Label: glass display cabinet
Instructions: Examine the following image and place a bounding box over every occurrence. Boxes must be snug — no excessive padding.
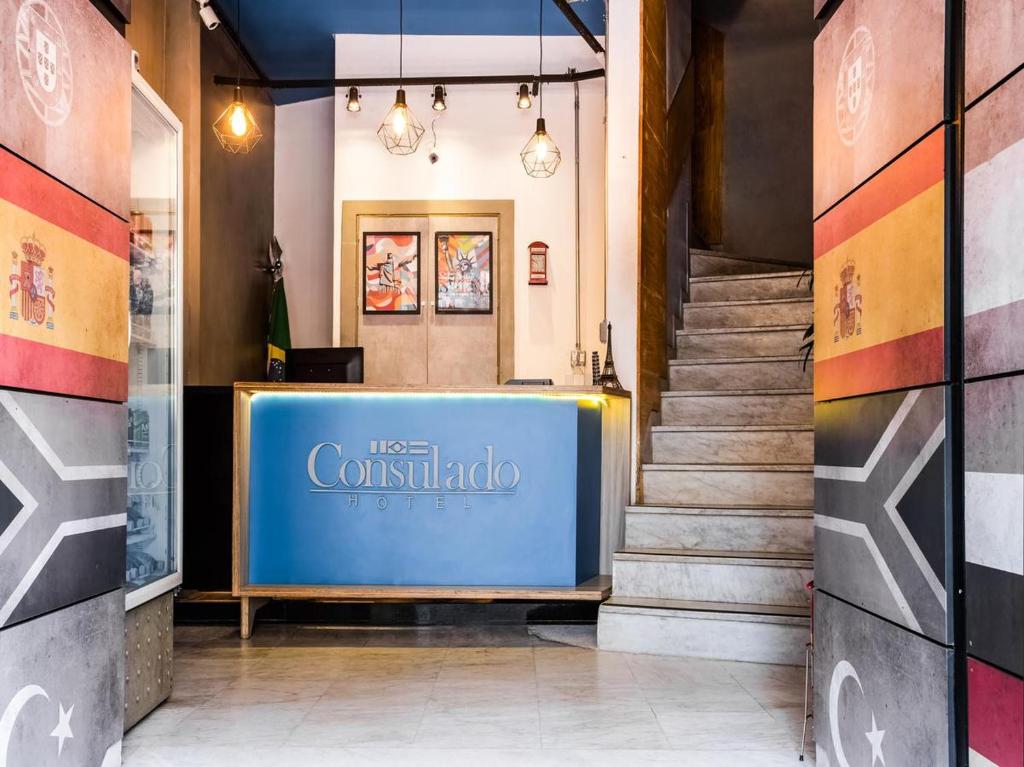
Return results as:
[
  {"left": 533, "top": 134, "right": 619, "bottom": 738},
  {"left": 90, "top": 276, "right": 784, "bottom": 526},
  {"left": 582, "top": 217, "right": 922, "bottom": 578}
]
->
[{"left": 125, "top": 69, "right": 183, "bottom": 610}]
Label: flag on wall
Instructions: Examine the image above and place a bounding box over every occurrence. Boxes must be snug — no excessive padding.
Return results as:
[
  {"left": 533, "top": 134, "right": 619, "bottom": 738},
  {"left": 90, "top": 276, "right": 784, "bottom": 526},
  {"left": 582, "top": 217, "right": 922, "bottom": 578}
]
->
[{"left": 267, "top": 238, "right": 290, "bottom": 379}]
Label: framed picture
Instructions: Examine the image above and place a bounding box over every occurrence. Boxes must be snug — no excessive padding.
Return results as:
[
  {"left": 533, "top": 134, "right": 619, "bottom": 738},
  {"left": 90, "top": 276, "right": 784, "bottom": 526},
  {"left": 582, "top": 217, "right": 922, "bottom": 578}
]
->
[
  {"left": 435, "top": 232, "right": 493, "bottom": 314},
  {"left": 363, "top": 232, "right": 420, "bottom": 314}
]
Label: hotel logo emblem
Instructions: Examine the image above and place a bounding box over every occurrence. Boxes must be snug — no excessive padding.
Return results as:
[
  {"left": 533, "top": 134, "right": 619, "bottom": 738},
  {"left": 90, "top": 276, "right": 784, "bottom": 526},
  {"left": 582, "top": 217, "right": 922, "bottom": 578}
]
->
[
  {"left": 15, "top": 0, "right": 74, "bottom": 127},
  {"left": 9, "top": 234, "right": 56, "bottom": 330},
  {"left": 833, "top": 259, "right": 861, "bottom": 343},
  {"left": 835, "top": 25, "right": 875, "bottom": 147}
]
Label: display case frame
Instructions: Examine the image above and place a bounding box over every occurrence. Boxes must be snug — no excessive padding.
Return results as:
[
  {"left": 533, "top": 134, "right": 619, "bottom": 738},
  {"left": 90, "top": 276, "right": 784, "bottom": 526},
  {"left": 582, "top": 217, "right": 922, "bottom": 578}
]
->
[{"left": 125, "top": 67, "right": 184, "bottom": 611}]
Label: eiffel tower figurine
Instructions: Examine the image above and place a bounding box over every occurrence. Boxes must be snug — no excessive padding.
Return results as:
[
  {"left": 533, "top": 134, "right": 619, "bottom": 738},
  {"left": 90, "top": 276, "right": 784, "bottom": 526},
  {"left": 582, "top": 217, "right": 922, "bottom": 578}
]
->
[{"left": 598, "top": 322, "right": 623, "bottom": 390}]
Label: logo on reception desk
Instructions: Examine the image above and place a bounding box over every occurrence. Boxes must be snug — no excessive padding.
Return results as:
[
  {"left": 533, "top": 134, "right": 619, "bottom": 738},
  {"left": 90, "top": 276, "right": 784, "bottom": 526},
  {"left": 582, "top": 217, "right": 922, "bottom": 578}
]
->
[{"left": 306, "top": 438, "right": 522, "bottom": 510}]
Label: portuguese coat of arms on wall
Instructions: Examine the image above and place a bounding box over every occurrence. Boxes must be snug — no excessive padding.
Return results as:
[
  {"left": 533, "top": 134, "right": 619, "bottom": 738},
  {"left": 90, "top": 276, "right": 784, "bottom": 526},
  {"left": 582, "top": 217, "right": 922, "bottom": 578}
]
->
[
  {"left": 835, "top": 25, "right": 875, "bottom": 147},
  {"left": 9, "top": 234, "right": 56, "bottom": 330},
  {"left": 14, "top": 0, "right": 74, "bottom": 127},
  {"left": 833, "top": 259, "right": 862, "bottom": 342}
]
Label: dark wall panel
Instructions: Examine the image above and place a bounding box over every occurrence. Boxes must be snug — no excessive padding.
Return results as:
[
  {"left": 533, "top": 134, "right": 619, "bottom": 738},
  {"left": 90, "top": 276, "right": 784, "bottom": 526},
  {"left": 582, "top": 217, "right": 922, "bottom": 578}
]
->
[
  {"left": 0, "top": 589, "right": 124, "bottom": 765},
  {"left": 815, "top": 386, "right": 951, "bottom": 642},
  {"left": 0, "top": 389, "right": 126, "bottom": 629},
  {"left": 814, "top": 590, "right": 952, "bottom": 767},
  {"left": 0, "top": 0, "right": 131, "bottom": 219}
]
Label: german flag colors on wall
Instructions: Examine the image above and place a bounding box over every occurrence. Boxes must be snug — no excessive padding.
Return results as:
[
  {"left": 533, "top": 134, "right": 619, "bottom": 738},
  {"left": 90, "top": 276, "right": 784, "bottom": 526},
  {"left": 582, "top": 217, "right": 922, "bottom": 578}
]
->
[
  {"left": 0, "top": 147, "right": 128, "bottom": 402},
  {"left": 813, "top": 129, "right": 946, "bottom": 403}
]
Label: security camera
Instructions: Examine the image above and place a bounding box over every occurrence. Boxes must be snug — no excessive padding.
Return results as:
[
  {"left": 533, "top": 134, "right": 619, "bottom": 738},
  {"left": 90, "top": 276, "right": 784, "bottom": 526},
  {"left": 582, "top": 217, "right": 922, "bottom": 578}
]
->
[
  {"left": 429, "top": 152, "right": 439, "bottom": 164},
  {"left": 195, "top": 0, "right": 220, "bottom": 30}
]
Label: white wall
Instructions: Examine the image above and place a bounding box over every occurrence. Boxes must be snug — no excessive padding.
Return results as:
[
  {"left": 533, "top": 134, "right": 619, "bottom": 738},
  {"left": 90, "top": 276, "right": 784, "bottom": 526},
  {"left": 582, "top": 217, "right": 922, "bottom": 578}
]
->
[
  {"left": 605, "top": 0, "right": 641, "bottom": 501},
  {"left": 331, "top": 33, "right": 606, "bottom": 382},
  {"left": 274, "top": 96, "right": 335, "bottom": 348}
]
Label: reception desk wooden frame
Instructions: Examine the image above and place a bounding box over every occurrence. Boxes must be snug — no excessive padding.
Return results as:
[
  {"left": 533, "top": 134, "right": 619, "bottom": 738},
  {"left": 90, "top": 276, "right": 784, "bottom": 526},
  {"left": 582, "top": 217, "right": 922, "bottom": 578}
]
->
[{"left": 232, "top": 383, "right": 630, "bottom": 637}]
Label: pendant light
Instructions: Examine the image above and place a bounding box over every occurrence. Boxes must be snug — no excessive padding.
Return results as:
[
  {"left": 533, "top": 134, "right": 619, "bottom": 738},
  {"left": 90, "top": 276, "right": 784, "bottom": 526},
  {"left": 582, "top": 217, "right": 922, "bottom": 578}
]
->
[
  {"left": 212, "top": 0, "right": 262, "bottom": 154},
  {"left": 521, "top": 0, "right": 560, "bottom": 177},
  {"left": 378, "top": 0, "right": 425, "bottom": 155}
]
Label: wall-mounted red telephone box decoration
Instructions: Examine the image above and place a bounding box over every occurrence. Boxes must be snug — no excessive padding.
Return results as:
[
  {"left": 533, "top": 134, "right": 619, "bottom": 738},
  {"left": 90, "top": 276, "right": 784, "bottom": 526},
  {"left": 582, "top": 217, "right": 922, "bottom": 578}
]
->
[{"left": 528, "top": 241, "right": 548, "bottom": 285}]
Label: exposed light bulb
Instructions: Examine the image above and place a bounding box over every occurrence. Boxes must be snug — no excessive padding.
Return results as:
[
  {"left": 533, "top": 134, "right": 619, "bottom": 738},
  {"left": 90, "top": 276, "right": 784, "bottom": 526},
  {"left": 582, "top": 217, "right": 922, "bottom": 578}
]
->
[
  {"left": 229, "top": 103, "right": 248, "bottom": 137},
  {"left": 432, "top": 85, "right": 447, "bottom": 111},
  {"left": 346, "top": 86, "right": 361, "bottom": 112},
  {"left": 535, "top": 134, "right": 548, "bottom": 162},
  {"left": 517, "top": 83, "right": 532, "bottom": 109},
  {"left": 392, "top": 106, "right": 407, "bottom": 136}
]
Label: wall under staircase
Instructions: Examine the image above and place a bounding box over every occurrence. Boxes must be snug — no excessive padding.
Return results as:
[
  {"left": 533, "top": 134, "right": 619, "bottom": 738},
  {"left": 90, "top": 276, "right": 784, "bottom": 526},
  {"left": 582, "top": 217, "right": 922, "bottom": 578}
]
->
[{"left": 598, "top": 249, "right": 814, "bottom": 665}]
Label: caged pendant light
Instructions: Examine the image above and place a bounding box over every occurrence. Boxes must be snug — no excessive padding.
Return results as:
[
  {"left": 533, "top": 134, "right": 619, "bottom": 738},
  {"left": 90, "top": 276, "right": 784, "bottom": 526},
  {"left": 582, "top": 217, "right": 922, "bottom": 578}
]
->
[
  {"left": 378, "top": 0, "right": 425, "bottom": 155},
  {"left": 213, "top": 0, "right": 263, "bottom": 153},
  {"left": 521, "top": 0, "right": 561, "bottom": 177}
]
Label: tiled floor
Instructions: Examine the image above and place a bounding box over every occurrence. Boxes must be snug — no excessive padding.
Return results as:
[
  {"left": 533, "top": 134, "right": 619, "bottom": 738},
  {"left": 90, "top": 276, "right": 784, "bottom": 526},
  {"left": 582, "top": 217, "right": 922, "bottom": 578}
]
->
[{"left": 123, "top": 624, "right": 814, "bottom": 766}]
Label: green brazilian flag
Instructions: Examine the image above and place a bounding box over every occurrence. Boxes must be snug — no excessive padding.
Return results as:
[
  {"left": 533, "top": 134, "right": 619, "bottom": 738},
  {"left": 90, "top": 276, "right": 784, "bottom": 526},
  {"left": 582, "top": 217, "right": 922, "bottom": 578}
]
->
[{"left": 267, "top": 277, "right": 291, "bottom": 375}]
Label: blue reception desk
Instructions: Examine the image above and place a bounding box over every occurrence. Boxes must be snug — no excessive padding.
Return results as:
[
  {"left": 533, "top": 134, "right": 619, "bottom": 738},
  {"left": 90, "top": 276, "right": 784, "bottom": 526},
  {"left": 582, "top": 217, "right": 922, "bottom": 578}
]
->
[{"left": 233, "top": 384, "right": 630, "bottom": 624}]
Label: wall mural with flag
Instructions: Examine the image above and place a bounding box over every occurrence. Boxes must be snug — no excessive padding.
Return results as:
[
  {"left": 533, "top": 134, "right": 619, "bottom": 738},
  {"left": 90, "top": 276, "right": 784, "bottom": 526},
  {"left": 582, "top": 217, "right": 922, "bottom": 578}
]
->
[
  {"left": 812, "top": 0, "right": 945, "bottom": 218},
  {"left": 0, "top": 0, "right": 131, "bottom": 219},
  {"left": 814, "top": 385, "right": 951, "bottom": 643},
  {"left": 813, "top": 591, "right": 952, "bottom": 767},
  {"left": 0, "top": 590, "right": 124, "bottom": 767},
  {"left": 816, "top": 0, "right": 1024, "bottom": 762},
  {"left": 0, "top": 0, "right": 130, "bottom": 756},
  {"left": 813, "top": 128, "right": 946, "bottom": 403},
  {"left": 962, "top": 4, "right": 1024, "bottom": 765},
  {"left": 0, "top": 147, "right": 129, "bottom": 402}
]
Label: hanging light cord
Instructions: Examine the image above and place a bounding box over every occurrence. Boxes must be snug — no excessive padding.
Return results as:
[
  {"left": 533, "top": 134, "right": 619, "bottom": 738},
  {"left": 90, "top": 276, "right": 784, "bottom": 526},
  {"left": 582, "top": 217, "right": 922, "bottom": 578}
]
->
[
  {"left": 235, "top": 0, "right": 241, "bottom": 85},
  {"left": 399, "top": 0, "right": 404, "bottom": 86},
  {"left": 538, "top": 0, "right": 544, "bottom": 116}
]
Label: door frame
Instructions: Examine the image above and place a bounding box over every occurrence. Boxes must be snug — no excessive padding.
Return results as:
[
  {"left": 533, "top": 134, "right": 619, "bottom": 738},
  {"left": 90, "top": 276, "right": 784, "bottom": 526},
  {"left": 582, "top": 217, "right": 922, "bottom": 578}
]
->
[{"left": 339, "top": 200, "right": 515, "bottom": 383}]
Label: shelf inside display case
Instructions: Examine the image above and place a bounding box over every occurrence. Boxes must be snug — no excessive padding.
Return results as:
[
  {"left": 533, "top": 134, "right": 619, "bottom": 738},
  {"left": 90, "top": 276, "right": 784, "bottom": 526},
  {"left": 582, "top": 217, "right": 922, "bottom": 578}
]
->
[{"left": 126, "top": 73, "right": 183, "bottom": 610}]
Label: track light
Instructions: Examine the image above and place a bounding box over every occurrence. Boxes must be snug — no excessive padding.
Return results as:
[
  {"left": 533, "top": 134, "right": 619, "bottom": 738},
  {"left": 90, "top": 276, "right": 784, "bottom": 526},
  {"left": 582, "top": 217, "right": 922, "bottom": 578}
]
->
[
  {"left": 517, "top": 83, "right": 532, "bottom": 109},
  {"left": 432, "top": 85, "right": 447, "bottom": 112},
  {"left": 346, "top": 86, "right": 361, "bottom": 112}
]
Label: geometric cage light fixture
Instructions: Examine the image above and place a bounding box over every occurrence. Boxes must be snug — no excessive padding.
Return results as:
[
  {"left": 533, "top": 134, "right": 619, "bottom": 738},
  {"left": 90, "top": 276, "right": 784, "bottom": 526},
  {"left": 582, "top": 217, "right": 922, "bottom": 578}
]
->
[
  {"left": 377, "top": 0, "right": 425, "bottom": 155},
  {"left": 521, "top": 0, "right": 561, "bottom": 177},
  {"left": 213, "top": 84, "right": 264, "bottom": 154},
  {"left": 212, "top": 0, "right": 263, "bottom": 154}
]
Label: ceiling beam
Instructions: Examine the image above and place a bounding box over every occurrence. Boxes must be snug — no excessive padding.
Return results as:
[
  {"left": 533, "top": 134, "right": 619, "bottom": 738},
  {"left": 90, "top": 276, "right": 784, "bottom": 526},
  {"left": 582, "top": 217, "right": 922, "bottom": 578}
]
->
[
  {"left": 553, "top": 0, "right": 604, "bottom": 55},
  {"left": 213, "top": 68, "right": 605, "bottom": 90}
]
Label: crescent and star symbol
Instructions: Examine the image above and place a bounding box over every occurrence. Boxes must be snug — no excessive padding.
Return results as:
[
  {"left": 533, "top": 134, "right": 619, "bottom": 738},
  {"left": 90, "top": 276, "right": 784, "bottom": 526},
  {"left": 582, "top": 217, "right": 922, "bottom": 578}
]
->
[
  {"left": 0, "top": 685, "right": 75, "bottom": 765},
  {"left": 828, "top": 659, "right": 887, "bottom": 767}
]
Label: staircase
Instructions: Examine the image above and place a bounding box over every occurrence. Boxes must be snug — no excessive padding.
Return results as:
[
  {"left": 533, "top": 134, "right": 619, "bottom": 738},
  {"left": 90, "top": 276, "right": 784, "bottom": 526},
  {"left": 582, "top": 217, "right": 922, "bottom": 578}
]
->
[{"left": 598, "top": 249, "right": 814, "bottom": 666}]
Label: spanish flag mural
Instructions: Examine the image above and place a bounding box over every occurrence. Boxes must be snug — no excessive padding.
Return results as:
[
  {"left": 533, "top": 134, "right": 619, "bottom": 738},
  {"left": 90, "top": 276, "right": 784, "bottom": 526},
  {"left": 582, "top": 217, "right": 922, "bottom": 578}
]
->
[
  {"left": 0, "top": 147, "right": 128, "bottom": 401},
  {"left": 813, "top": 129, "right": 946, "bottom": 402}
]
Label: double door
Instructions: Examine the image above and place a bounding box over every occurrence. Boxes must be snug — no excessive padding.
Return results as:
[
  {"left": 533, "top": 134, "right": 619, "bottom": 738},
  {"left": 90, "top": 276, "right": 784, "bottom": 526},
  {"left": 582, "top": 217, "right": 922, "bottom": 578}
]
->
[{"left": 358, "top": 215, "right": 499, "bottom": 386}]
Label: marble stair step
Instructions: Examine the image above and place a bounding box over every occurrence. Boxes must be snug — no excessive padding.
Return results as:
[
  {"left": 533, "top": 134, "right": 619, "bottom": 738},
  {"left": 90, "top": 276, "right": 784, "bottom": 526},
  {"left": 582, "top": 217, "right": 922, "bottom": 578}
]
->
[
  {"left": 641, "top": 463, "right": 814, "bottom": 507},
  {"left": 682, "top": 297, "right": 812, "bottom": 329},
  {"left": 624, "top": 504, "right": 814, "bottom": 553},
  {"left": 597, "top": 596, "right": 810, "bottom": 665},
  {"left": 651, "top": 425, "right": 813, "bottom": 465},
  {"left": 675, "top": 325, "right": 809, "bottom": 359},
  {"left": 611, "top": 548, "right": 813, "bottom": 607},
  {"left": 661, "top": 388, "right": 813, "bottom": 426},
  {"left": 689, "top": 271, "right": 811, "bottom": 303},
  {"left": 689, "top": 248, "right": 800, "bottom": 278},
  {"left": 668, "top": 355, "right": 812, "bottom": 391}
]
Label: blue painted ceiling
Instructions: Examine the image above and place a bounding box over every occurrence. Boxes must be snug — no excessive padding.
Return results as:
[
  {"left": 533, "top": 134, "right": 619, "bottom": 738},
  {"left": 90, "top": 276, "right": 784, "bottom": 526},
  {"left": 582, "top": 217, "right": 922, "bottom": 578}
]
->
[{"left": 211, "top": 1, "right": 607, "bottom": 105}]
